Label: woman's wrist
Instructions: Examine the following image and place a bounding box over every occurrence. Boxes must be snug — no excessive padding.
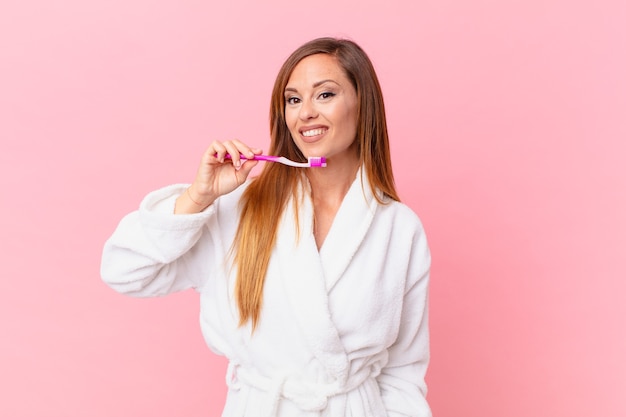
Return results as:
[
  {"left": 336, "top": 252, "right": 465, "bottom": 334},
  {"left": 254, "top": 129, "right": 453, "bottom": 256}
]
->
[
  {"left": 174, "top": 185, "right": 214, "bottom": 214},
  {"left": 186, "top": 187, "right": 207, "bottom": 206}
]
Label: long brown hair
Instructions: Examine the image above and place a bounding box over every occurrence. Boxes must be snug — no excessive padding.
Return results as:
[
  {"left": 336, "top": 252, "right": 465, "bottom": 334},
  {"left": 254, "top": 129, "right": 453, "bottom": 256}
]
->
[{"left": 233, "top": 37, "right": 399, "bottom": 329}]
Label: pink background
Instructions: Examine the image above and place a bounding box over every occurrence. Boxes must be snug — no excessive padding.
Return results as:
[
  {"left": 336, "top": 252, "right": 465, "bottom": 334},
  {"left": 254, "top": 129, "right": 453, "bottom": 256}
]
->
[{"left": 1, "top": 0, "right": 625, "bottom": 416}]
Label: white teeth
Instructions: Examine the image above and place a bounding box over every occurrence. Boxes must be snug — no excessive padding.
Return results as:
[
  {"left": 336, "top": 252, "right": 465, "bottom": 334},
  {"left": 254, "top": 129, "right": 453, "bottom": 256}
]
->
[{"left": 302, "top": 128, "right": 326, "bottom": 137}]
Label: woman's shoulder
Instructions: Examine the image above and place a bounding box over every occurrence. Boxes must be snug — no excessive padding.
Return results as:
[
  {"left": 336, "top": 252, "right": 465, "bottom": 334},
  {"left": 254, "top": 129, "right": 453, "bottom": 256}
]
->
[
  {"left": 374, "top": 198, "right": 431, "bottom": 276},
  {"left": 378, "top": 197, "right": 426, "bottom": 230}
]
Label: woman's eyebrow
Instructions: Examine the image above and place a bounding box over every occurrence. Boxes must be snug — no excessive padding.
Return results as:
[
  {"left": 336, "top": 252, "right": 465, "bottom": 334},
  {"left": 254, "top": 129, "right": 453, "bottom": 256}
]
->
[
  {"left": 284, "top": 79, "right": 340, "bottom": 93},
  {"left": 313, "top": 79, "right": 339, "bottom": 88}
]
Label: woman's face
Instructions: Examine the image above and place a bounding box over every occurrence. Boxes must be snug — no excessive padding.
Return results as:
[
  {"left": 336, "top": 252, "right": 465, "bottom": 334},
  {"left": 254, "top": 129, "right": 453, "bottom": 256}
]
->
[{"left": 284, "top": 54, "right": 359, "bottom": 165}]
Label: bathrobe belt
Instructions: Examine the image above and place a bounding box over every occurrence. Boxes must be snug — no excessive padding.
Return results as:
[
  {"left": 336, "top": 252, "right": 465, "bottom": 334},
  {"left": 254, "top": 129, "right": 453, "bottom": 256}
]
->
[{"left": 226, "top": 361, "right": 381, "bottom": 416}]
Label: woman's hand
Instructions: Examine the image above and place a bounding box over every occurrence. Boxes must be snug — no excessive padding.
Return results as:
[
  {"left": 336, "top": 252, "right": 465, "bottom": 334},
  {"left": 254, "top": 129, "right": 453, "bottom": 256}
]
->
[{"left": 175, "top": 139, "right": 262, "bottom": 213}]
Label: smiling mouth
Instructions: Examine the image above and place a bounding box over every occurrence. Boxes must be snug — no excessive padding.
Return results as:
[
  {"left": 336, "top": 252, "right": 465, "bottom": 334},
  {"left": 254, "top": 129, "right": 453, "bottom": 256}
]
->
[{"left": 302, "top": 128, "right": 327, "bottom": 137}]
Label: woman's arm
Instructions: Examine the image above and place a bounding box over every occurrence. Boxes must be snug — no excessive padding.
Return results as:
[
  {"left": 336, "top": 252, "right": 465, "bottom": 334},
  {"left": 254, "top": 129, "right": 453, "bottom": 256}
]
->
[
  {"left": 100, "top": 184, "right": 216, "bottom": 296},
  {"left": 101, "top": 139, "right": 262, "bottom": 296}
]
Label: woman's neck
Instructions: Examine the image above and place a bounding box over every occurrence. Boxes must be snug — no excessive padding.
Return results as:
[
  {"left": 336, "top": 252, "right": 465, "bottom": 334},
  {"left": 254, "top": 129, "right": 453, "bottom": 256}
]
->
[
  {"left": 306, "top": 156, "right": 360, "bottom": 204},
  {"left": 306, "top": 154, "right": 360, "bottom": 249}
]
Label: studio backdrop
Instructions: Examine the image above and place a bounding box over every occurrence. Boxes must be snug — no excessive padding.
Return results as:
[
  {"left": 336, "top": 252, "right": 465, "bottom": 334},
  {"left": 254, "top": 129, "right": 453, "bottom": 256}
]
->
[{"left": 1, "top": 1, "right": 625, "bottom": 416}]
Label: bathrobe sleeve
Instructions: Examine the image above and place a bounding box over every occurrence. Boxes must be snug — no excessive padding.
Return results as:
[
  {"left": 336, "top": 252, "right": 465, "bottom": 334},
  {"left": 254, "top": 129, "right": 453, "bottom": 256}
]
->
[
  {"left": 377, "top": 217, "right": 432, "bottom": 417},
  {"left": 100, "top": 184, "right": 234, "bottom": 297}
]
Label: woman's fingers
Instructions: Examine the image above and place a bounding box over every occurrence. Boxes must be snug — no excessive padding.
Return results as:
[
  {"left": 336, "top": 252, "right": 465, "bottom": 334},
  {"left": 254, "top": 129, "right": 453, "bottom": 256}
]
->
[
  {"left": 197, "top": 139, "right": 262, "bottom": 194},
  {"left": 236, "top": 158, "right": 259, "bottom": 178},
  {"left": 207, "top": 140, "right": 261, "bottom": 167},
  {"left": 222, "top": 139, "right": 261, "bottom": 169},
  {"left": 176, "top": 139, "right": 261, "bottom": 214},
  {"left": 209, "top": 140, "right": 228, "bottom": 163},
  {"left": 222, "top": 140, "right": 244, "bottom": 168}
]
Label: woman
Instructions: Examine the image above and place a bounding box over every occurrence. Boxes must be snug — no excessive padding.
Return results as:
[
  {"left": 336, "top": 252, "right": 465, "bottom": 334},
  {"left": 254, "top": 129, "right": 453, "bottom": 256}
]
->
[{"left": 101, "top": 37, "right": 431, "bottom": 417}]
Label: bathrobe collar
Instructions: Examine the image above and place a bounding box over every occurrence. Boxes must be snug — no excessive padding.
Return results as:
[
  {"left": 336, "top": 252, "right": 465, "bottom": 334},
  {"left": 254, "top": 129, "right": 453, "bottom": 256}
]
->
[{"left": 276, "top": 168, "right": 379, "bottom": 384}]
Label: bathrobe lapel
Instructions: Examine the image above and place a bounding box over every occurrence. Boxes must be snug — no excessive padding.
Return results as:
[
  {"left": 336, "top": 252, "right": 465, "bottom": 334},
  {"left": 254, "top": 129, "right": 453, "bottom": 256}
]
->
[
  {"left": 276, "top": 170, "right": 378, "bottom": 384},
  {"left": 319, "top": 171, "right": 378, "bottom": 292}
]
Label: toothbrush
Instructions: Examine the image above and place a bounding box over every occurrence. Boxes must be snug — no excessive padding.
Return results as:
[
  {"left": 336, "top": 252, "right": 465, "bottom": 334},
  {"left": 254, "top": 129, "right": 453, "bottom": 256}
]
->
[{"left": 223, "top": 154, "right": 327, "bottom": 168}]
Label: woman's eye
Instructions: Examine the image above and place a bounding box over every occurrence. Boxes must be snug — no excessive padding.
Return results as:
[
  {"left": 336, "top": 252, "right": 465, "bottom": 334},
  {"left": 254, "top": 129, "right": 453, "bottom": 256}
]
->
[
  {"left": 286, "top": 97, "right": 301, "bottom": 105},
  {"left": 319, "top": 92, "right": 335, "bottom": 100}
]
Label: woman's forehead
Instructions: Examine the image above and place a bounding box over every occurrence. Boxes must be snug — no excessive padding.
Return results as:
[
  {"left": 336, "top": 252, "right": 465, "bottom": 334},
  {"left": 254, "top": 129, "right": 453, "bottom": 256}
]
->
[{"left": 286, "top": 54, "right": 349, "bottom": 89}]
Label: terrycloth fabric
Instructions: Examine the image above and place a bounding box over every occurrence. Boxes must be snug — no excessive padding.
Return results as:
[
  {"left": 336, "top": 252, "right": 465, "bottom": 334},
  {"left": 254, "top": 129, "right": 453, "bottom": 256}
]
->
[{"left": 101, "top": 170, "right": 432, "bottom": 417}]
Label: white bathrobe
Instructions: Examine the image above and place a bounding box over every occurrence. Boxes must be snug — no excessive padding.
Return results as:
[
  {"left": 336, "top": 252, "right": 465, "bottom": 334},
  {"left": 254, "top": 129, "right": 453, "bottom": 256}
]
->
[{"left": 101, "top": 171, "right": 432, "bottom": 417}]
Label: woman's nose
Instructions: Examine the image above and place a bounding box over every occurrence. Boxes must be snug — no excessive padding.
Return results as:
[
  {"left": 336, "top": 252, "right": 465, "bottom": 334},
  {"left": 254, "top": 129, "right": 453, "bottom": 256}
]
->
[{"left": 299, "top": 99, "right": 318, "bottom": 120}]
